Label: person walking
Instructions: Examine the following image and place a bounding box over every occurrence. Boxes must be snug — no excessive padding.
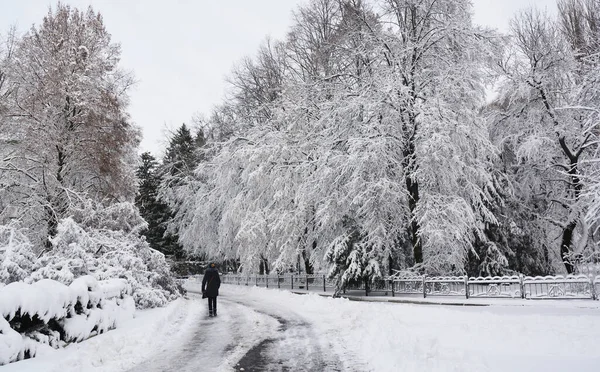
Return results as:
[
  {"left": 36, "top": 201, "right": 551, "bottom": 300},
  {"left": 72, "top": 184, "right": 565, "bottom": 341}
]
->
[{"left": 202, "top": 263, "right": 221, "bottom": 316}]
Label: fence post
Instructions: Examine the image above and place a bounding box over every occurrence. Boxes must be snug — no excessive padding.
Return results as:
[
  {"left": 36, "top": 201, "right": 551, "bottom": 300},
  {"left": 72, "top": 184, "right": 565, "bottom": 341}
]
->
[
  {"left": 266, "top": 275, "right": 269, "bottom": 288},
  {"left": 255, "top": 275, "right": 258, "bottom": 287},
  {"left": 465, "top": 276, "right": 469, "bottom": 299},
  {"left": 306, "top": 274, "right": 309, "bottom": 291},
  {"left": 520, "top": 274, "right": 525, "bottom": 299},
  {"left": 291, "top": 274, "right": 294, "bottom": 290},
  {"left": 590, "top": 275, "right": 596, "bottom": 300},
  {"left": 323, "top": 275, "right": 326, "bottom": 292},
  {"left": 391, "top": 279, "right": 395, "bottom": 297},
  {"left": 423, "top": 275, "right": 427, "bottom": 298},
  {"left": 278, "top": 274, "right": 280, "bottom": 289}
]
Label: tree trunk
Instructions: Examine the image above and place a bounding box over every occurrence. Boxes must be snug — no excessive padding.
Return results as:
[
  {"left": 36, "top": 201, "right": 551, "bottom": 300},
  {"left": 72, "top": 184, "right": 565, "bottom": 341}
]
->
[
  {"left": 557, "top": 136, "right": 584, "bottom": 274},
  {"left": 404, "top": 139, "right": 422, "bottom": 264},
  {"left": 561, "top": 220, "right": 577, "bottom": 274},
  {"left": 302, "top": 248, "right": 314, "bottom": 274},
  {"left": 259, "top": 256, "right": 269, "bottom": 275}
]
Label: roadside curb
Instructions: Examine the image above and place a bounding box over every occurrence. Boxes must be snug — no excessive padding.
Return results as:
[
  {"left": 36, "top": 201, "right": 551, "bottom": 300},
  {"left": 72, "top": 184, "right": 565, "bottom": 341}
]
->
[{"left": 289, "top": 290, "right": 490, "bottom": 306}]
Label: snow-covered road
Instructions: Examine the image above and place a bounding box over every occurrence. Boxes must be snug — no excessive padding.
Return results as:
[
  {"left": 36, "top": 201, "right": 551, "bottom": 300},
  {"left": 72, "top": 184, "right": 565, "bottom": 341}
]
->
[
  {"left": 126, "top": 293, "right": 341, "bottom": 372},
  {"left": 5, "top": 282, "right": 600, "bottom": 372}
]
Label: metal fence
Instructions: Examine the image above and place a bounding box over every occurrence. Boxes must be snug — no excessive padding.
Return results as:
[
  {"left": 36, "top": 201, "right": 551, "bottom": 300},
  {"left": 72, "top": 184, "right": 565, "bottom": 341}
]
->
[
  {"left": 219, "top": 273, "right": 600, "bottom": 300},
  {"left": 220, "top": 273, "right": 337, "bottom": 292}
]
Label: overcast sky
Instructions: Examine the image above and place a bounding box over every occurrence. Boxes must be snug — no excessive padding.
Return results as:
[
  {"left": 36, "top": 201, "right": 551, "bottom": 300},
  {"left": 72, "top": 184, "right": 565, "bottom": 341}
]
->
[{"left": 1, "top": 0, "right": 557, "bottom": 155}]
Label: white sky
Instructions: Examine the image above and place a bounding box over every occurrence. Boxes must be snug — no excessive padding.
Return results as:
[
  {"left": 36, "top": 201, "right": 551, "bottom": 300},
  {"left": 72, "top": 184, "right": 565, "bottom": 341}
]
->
[{"left": 1, "top": 0, "right": 557, "bottom": 155}]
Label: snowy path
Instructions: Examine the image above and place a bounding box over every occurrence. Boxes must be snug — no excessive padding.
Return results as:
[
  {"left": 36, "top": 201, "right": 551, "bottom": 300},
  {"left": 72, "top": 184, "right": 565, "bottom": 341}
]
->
[
  {"left": 126, "top": 296, "right": 279, "bottom": 371},
  {"left": 149, "top": 291, "right": 343, "bottom": 372}
]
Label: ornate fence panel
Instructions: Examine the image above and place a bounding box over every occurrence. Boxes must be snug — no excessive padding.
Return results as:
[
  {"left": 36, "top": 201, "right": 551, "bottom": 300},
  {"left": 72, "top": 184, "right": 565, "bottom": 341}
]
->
[
  {"left": 369, "top": 278, "right": 393, "bottom": 296},
  {"left": 468, "top": 276, "right": 522, "bottom": 299},
  {"left": 305, "top": 274, "right": 332, "bottom": 292},
  {"left": 523, "top": 275, "right": 594, "bottom": 299},
  {"left": 345, "top": 281, "right": 366, "bottom": 291},
  {"left": 392, "top": 276, "right": 424, "bottom": 296},
  {"left": 255, "top": 275, "right": 265, "bottom": 287},
  {"left": 425, "top": 276, "right": 466, "bottom": 297},
  {"left": 278, "top": 274, "right": 292, "bottom": 289}
]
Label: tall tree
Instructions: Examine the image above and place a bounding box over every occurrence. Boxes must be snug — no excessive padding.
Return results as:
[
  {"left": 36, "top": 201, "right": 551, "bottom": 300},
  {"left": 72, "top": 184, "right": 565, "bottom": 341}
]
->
[
  {"left": 0, "top": 4, "right": 139, "bottom": 245},
  {"left": 136, "top": 152, "right": 180, "bottom": 256},
  {"left": 326, "top": 0, "right": 500, "bottom": 274},
  {"left": 158, "top": 123, "right": 206, "bottom": 258},
  {"left": 492, "top": 4, "right": 599, "bottom": 273},
  {"left": 169, "top": 0, "right": 501, "bottom": 282}
]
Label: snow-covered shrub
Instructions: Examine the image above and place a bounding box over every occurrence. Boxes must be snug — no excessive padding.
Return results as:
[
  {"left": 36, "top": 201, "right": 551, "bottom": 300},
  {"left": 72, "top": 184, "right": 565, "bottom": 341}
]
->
[
  {"left": 0, "top": 276, "right": 134, "bottom": 365},
  {"left": 0, "top": 223, "right": 37, "bottom": 284},
  {"left": 26, "top": 202, "right": 181, "bottom": 308},
  {"left": 27, "top": 218, "right": 97, "bottom": 284},
  {"left": 0, "top": 316, "right": 36, "bottom": 366},
  {"left": 92, "top": 229, "right": 178, "bottom": 308},
  {"left": 72, "top": 200, "right": 148, "bottom": 235}
]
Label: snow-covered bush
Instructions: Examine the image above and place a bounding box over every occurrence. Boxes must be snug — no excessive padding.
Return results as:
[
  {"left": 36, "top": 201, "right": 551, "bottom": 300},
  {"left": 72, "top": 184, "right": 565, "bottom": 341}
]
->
[
  {"left": 0, "top": 276, "right": 134, "bottom": 365},
  {"left": 0, "top": 200, "right": 181, "bottom": 309},
  {"left": 0, "top": 223, "right": 37, "bottom": 284},
  {"left": 0, "top": 316, "right": 36, "bottom": 366},
  {"left": 26, "top": 202, "right": 181, "bottom": 308},
  {"left": 27, "top": 218, "right": 97, "bottom": 284},
  {"left": 72, "top": 200, "right": 148, "bottom": 235}
]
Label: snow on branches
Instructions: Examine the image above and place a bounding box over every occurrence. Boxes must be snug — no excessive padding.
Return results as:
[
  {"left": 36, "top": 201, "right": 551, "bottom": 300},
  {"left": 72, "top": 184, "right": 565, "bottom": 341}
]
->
[{"left": 165, "top": 0, "right": 505, "bottom": 283}]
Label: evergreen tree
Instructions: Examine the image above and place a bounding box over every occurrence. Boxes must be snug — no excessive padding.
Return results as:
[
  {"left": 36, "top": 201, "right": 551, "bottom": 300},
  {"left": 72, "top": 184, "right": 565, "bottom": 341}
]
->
[
  {"left": 157, "top": 123, "right": 204, "bottom": 259},
  {"left": 135, "top": 152, "right": 181, "bottom": 257},
  {"left": 162, "top": 124, "right": 198, "bottom": 179}
]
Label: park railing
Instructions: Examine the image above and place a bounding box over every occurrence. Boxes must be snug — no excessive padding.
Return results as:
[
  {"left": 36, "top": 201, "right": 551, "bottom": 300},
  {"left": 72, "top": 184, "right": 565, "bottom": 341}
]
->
[{"left": 218, "top": 273, "right": 600, "bottom": 300}]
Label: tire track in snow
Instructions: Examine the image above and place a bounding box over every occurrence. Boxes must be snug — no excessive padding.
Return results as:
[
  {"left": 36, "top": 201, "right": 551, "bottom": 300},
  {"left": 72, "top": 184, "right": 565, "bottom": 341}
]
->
[{"left": 227, "top": 296, "right": 344, "bottom": 372}]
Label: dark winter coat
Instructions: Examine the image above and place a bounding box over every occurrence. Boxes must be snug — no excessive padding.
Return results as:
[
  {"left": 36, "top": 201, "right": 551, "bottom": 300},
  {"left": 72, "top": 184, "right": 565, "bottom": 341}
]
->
[{"left": 202, "top": 267, "right": 221, "bottom": 297}]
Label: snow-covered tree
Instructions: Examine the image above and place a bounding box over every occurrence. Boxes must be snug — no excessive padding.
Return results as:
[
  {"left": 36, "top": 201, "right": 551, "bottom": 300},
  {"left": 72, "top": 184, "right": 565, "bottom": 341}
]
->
[
  {"left": 0, "top": 4, "right": 139, "bottom": 245},
  {"left": 135, "top": 152, "right": 180, "bottom": 256},
  {"left": 0, "top": 5, "right": 180, "bottom": 309},
  {"left": 491, "top": 2, "right": 599, "bottom": 273},
  {"left": 169, "top": 0, "right": 502, "bottom": 284}
]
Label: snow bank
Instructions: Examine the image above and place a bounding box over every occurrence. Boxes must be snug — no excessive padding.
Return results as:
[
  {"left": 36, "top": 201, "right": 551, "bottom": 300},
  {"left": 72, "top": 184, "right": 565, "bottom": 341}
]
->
[{"left": 0, "top": 276, "right": 134, "bottom": 366}]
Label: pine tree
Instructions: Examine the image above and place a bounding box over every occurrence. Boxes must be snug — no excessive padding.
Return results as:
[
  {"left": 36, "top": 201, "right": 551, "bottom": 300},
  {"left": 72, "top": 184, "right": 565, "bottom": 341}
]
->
[
  {"left": 162, "top": 124, "right": 198, "bottom": 179},
  {"left": 157, "top": 123, "right": 204, "bottom": 259},
  {"left": 135, "top": 152, "right": 177, "bottom": 255}
]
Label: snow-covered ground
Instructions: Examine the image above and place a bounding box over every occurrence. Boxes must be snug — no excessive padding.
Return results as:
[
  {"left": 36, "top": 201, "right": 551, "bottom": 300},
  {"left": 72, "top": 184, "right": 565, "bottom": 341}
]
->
[{"left": 4, "top": 283, "right": 600, "bottom": 372}]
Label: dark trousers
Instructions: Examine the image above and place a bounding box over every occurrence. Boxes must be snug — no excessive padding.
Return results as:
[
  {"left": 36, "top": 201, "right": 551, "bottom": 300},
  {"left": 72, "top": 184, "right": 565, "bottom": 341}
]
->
[{"left": 208, "top": 297, "right": 217, "bottom": 314}]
